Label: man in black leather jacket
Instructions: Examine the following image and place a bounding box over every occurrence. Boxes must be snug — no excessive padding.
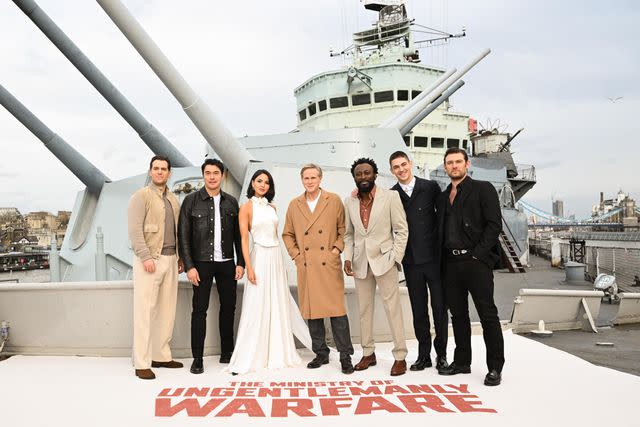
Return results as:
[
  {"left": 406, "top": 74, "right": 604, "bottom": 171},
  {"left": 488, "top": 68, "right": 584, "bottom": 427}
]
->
[
  {"left": 436, "top": 148, "right": 504, "bottom": 387},
  {"left": 178, "top": 159, "right": 244, "bottom": 374}
]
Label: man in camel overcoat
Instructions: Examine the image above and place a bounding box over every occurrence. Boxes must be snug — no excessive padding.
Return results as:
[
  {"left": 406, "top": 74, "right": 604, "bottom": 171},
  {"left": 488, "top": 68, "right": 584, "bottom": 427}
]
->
[{"left": 283, "top": 164, "right": 355, "bottom": 374}]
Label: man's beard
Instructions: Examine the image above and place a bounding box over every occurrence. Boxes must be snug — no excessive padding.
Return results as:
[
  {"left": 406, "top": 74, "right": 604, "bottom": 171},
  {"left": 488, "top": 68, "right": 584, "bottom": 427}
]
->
[
  {"left": 357, "top": 180, "right": 374, "bottom": 194},
  {"left": 447, "top": 170, "right": 466, "bottom": 179}
]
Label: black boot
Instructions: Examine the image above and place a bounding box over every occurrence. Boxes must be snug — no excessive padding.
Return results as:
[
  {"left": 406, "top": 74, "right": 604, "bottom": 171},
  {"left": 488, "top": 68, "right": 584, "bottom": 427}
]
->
[{"left": 190, "top": 358, "right": 204, "bottom": 374}]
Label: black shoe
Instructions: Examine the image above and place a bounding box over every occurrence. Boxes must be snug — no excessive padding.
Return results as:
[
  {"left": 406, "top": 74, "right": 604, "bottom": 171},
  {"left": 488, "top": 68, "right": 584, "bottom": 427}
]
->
[
  {"left": 435, "top": 356, "right": 449, "bottom": 371},
  {"left": 438, "top": 362, "right": 471, "bottom": 376},
  {"left": 307, "top": 355, "right": 330, "bottom": 369},
  {"left": 190, "top": 358, "right": 204, "bottom": 374},
  {"left": 409, "top": 356, "right": 432, "bottom": 371},
  {"left": 219, "top": 353, "right": 232, "bottom": 364},
  {"left": 340, "top": 357, "right": 354, "bottom": 374},
  {"left": 484, "top": 369, "right": 502, "bottom": 386}
]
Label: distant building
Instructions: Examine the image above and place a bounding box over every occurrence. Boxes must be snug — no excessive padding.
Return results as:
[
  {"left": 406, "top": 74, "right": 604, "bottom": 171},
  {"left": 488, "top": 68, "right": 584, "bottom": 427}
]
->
[
  {"left": 1, "top": 210, "right": 71, "bottom": 250},
  {"left": 0, "top": 207, "right": 22, "bottom": 225},
  {"left": 552, "top": 200, "right": 564, "bottom": 218},
  {"left": 592, "top": 190, "right": 639, "bottom": 226}
]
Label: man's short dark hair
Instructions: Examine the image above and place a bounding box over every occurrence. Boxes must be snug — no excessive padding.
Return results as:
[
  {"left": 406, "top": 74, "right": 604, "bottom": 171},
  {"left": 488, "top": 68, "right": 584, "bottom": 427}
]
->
[
  {"left": 201, "top": 158, "right": 225, "bottom": 175},
  {"left": 246, "top": 169, "right": 276, "bottom": 202},
  {"left": 389, "top": 151, "right": 410, "bottom": 165},
  {"left": 444, "top": 147, "right": 469, "bottom": 162},
  {"left": 350, "top": 158, "right": 378, "bottom": 177},
  {"left": 149, "top": 155, "right": 171, "bottom": 170}
]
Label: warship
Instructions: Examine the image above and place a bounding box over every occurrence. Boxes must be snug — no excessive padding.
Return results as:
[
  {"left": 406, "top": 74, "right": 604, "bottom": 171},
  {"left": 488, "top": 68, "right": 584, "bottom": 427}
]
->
[
  {"left": 0, "top": 0, "right": 544, "bottom": 358},
  {"left": 1, "top": 0, "right": 533, "bottom": 285},
  {"left": 1, "top": 1, "right": 639, "bottom": 426}
]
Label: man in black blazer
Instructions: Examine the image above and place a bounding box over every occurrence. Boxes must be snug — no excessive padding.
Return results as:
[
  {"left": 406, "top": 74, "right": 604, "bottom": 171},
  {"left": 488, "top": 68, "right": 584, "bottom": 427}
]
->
[
  {"left": 436, "top": 147, "right": 504, "bottom": 386},
  {"left": 389, "top": 151, "right": 448, "bottom": 372}
]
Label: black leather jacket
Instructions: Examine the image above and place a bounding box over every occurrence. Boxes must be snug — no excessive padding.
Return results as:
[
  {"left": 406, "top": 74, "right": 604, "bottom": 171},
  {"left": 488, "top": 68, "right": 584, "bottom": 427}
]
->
[{"left": 178, "top": 187, "right": 245, "bottom": 271}]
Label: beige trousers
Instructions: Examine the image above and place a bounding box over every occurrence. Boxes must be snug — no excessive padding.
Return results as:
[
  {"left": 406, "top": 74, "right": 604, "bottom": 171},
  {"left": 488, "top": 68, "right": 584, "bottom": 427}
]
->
[
  {"left": 132, "top": 254, "right": 178, "bottom": 369},
  {"left": 355, "top": 263, "right": 407, "bottom": 360}
]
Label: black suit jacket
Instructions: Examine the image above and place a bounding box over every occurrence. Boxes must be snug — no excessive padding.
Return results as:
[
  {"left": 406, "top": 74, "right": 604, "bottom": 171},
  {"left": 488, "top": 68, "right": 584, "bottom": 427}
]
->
[
  {"left": 391, "top": 177, "right": 441, "bottom": 265},
  {"left": 436, "top": 176, "right": 502, "bottom": 268}
]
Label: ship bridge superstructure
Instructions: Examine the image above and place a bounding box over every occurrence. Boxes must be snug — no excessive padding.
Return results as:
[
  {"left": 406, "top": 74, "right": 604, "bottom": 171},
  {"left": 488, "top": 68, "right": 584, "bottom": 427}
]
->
[{"left": 294, "top": 0, "right": 469, "bottom": 172}]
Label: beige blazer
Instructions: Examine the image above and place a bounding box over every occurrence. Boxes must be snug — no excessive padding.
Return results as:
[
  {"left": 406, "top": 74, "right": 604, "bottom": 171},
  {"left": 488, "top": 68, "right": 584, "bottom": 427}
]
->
[
  {"left": 127, "top": 184, "right": 180, "bottom": 261},
  {"left": 343, "top": 186, "right": 408, "bottom": 279}
]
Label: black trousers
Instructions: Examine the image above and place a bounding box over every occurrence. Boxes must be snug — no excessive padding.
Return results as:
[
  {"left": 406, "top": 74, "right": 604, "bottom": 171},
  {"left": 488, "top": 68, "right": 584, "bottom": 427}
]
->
[
  {"left": 307, "top": 315, "right": 354, "bottom": 360},
  {"left": 443, "top": 255, "right": 504, "bottom": 372},
  {"left": 403, "top": 262, "right": 448, "bottom": 358},
  {"left": 191, "top": 260, "right": 237, "bottom": 358}
]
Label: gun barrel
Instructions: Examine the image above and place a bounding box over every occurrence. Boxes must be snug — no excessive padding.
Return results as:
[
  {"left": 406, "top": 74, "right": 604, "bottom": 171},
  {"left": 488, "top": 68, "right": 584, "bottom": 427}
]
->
[
  {"left": 97, "top": 0, "right": 253, "bottom": 184},
  {"left": 385, "top": 49, "right": 490, "bottom": 132},
  {"left": 0, "top": 83, "right": 111, "bottom": 195},
  {"left": 399, "top": 80, "right": 466, "bottom": 136},
  {"left": 13, "top": 0, "right": 192, "bottom": 168},
  {"left": 379, "top": 68, "right": 456, "bottom": 128}
]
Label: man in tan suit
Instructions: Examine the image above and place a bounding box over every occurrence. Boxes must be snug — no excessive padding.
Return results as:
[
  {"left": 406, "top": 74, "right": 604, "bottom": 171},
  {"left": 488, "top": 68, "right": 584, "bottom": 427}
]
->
[
  {"left": 283, "top": 164, "right": 355, "bottom": 374},
  {"left": 128, "top": 155, "right": 184, "bottom": 380},
  {"left": 343, "top": 157, "right": 409, "bottom": 376}
]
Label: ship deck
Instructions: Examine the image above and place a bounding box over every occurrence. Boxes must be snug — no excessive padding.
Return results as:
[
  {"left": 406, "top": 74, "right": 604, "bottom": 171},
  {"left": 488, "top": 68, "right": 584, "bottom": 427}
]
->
[{"left": 2, "top": 255, "right": 640, "bottom": 426}]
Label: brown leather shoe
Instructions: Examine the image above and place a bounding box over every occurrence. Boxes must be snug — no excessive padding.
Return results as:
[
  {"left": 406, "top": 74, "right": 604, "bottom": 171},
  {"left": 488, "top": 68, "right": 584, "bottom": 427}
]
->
[
  {"left": 354, "top": 353, "right": 377, "bottom": 371},
  {"left": 390, "top": 360, "right": 407, "bottom": 376},
  {"left": 135, "top": 369, "right": 156, "bottom": 380},
  {"left": 152, "top": 360, "right": 184, "bottom": 369}
]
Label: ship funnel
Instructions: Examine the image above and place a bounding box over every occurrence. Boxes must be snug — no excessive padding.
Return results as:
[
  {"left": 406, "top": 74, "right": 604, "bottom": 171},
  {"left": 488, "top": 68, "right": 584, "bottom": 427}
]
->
[
  {"left": 382, "top": 49, "right": 491, "bottom": 132},
  {"left": 13, "top": 0, "right": 192, "bottom": 168},
  {"left": 97, "top": 0, "right": 253, "bottom": 185},
  {"left": 0, "top": 83, "right": 111, "bottom": 195}
]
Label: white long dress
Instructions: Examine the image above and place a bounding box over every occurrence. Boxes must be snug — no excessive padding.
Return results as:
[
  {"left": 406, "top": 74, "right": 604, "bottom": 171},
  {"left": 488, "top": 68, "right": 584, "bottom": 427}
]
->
[{"left": 227, "top": 196, "right": 312, "bottom": 374}]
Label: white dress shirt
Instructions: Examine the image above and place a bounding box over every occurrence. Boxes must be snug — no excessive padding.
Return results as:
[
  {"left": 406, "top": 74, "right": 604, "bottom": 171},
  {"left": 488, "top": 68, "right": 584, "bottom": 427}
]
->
[{"left": 399, "top": 177, "right": 416, "bottom": 197}]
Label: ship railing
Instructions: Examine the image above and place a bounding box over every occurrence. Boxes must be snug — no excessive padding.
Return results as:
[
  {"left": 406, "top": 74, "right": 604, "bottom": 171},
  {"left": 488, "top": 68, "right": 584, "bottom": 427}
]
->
[{"left": 515, "top": 164, "right": 536, "bottom": 181}]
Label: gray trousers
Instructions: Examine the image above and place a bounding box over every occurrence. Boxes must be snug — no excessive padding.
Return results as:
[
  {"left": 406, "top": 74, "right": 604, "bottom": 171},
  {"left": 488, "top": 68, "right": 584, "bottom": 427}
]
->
[{"left": 307, "top": 315, "right": 354, "bottom": 360}]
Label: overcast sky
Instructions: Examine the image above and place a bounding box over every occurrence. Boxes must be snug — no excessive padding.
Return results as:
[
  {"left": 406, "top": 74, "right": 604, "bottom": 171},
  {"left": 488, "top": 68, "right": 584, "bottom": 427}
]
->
[{"left": 1, "top": 0, "right": 638, "bottom": 219}]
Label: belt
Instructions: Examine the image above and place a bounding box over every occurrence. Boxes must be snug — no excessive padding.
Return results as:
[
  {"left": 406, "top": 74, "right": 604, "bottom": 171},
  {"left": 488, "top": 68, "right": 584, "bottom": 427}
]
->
[{"left": 447, "top": 249, "right": 469, "bottom": 256}]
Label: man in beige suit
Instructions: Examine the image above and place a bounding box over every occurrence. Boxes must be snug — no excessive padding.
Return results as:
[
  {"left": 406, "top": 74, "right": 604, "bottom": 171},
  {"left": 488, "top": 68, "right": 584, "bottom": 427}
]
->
[
  {"left": 343, "top": 157, "right": 409, "bottom": 376},
  {"left": 128, "top": 155, "right": 184, "bottom": 380},
  {"left": 283, "top": 164, "right": 355, "bottom": 374}
]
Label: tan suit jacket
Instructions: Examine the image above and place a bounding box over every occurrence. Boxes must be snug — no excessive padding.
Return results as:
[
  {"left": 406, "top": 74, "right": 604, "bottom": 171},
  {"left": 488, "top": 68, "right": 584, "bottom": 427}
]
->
[{"left": 343, "top": 186, "right": 408, "bottom": 279}]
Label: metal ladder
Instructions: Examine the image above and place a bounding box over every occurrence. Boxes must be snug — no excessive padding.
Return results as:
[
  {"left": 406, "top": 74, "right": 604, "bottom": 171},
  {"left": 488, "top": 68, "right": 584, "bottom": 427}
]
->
[{"left": 499, "top": 230, "right": 526, "bottom": 273}]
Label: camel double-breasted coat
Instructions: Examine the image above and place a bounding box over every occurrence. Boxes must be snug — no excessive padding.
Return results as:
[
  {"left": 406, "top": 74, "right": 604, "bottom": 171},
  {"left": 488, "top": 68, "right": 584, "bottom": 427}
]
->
[{"left": 282, "top": 190, "right": 347, "bottom": 319}]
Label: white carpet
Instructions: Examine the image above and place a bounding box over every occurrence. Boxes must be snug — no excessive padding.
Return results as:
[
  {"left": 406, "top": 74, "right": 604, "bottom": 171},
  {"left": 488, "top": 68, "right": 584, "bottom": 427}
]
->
[{"left": 2, "top": 331, "right": 639, "bottom": 426}]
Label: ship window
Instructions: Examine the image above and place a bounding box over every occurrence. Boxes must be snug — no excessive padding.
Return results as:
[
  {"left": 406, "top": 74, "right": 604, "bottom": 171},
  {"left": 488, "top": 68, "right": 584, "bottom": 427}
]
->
[
  {"left": 403, "top": 136, "right": 410, "bottom": 147},
  {"left": 318, "top": 100, "right": 327, "bottom": 111},
  {"left": 397, "top": 90, "right": 409, "bottom": 101},
  {"left": 308, "top": 103, "right": 317, "bottom": 116},
  {"left": 462, "top": 139, "right": 468, "bottom": 149},
  {"left": 431, "top": 137, "right": 444, "bottom": 148},
  {"left": 411, "top": 90, "right": 422, "bottom": 99},
  {"left": 447, "top": 138, "right": 460, "bottom": 148},
  {"left": 329, "top": 96, "right": 348, "bottom": 108},
  {"left": 352, "top": 93, "right": 371, "bottom": 106},
  {"left": 299, "top": 109, "right": 307, "bottom": 121},
  {"left": 374, "top": 91, "right": 394, "bottom": 103},
  {"left": 414, "top": 136, "right": 428, "bottom": 147}
]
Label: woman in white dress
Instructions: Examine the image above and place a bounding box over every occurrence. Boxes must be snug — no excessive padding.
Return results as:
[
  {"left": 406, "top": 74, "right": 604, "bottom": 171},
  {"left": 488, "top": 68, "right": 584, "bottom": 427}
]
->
[{"left": 227, "top": 169, "right": 312, "bottom": 374}]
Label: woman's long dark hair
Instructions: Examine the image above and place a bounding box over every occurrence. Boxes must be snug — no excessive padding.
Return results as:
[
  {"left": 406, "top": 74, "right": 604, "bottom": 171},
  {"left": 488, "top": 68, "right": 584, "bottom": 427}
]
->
[{"left": 246, "top": 169, "right": 275, "bottom": 202}]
